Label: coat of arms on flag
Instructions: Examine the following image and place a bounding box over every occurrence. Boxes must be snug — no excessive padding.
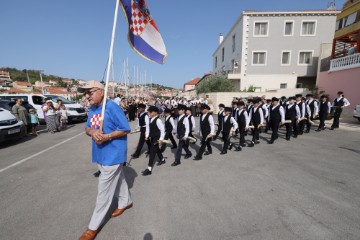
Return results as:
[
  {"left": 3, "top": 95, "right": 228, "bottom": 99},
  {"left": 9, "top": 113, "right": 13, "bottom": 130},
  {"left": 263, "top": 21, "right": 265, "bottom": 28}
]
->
[{"left": 120, "top": 0, "right": 167, "bottom": 64}]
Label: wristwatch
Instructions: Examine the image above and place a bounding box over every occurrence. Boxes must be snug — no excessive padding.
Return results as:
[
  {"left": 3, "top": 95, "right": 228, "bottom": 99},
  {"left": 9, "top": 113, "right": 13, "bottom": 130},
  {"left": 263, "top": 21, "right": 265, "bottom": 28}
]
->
[{"left": 108, "top": 133, "right": 112, "bottom": 141}]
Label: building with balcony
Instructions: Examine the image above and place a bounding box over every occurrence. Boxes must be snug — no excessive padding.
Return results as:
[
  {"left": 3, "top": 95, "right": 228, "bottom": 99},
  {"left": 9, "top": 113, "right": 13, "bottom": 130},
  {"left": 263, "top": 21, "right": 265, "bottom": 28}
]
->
[
  {"left": 317, "top": 0, "right": 360, "bottom": 104},
  {"left": 12, "top": 81, "right": 33, "bottom": 93},
  {"left": 212, "top": 10, "right": 339, "bottom": 92}
]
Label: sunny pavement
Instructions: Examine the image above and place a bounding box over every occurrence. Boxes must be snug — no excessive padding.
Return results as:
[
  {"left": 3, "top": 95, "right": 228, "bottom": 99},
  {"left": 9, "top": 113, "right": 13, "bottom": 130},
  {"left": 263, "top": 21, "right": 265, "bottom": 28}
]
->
[{"left": 0, "top": 117, "right": 360, "bottom": 240}]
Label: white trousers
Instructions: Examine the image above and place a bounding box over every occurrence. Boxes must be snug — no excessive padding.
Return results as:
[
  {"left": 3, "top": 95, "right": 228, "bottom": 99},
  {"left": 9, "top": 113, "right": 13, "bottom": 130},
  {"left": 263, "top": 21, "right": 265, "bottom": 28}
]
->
[{"left": 88, "top": 164, "right": 132, "bottom": 230}]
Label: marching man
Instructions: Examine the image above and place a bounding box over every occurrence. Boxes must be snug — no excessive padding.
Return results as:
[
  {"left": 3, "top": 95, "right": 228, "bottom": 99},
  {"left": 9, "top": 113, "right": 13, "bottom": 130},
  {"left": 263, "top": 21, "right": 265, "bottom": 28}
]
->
[
  {"left": 220, "top": 107, "right": 238, "bottom": 155},
  {"left": 331, "top": 91, "right": 350, "bottom": 130},
  {"left": 194, "top": 104, "right": 215, "bottom": 160}
]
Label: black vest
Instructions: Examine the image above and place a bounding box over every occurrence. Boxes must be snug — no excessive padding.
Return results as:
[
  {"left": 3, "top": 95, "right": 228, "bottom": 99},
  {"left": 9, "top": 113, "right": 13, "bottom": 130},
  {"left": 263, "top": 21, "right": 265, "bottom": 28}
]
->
[
  {"left": 218, "top": 110, "right": 224, "bottom": 124},
  {"left": 334, "top": 98, "right": 344, "bottom": 107},
  {"left": 251, "top": 108, "right": 261, "bottom": 125},
  {"left": 247, "top": 105, "right": 253, "bottom": 114},
  {"left": 165, "top": 116, "right": 173, "bottom": 132},
  {"left": 297, "top": 102, "right": 304, "bottom": 117},
  {"left": 270, "top": 105, "right": 281, "bottom": 122},
  {"left": 200, "top": 113, "right": 211, "bottom": 136},
  {"left": 138, "top": 112, "right": 147, "bottom": 127},
  {"left": 237, "top": 110, "right": 246, "bottom": 127},
  {"left": 222, "top": 116, "right": 233, "bottom": 134},
  {"left": 232, "top": 108, "right": 238, "bottom": 118},
  {"left": 259, "top": 104, "right": 266, "bottom": 116},
  {"left": 188, "top": 115, "right": 193, "bottom": 130},
  {"left": 285, "top": 104, "right": 297, "bottom": 120},
  {"left": 177, "top": 115, "right": 186, "bottom": 138},
  {"left": 149, "top": 117, "right": 160, "bottom": 139},
  {"left": 307, "top": 100, "right": 316, "bottom": 116},
  {"left": 319, "top": 101, "right": 329, "bottom": 116}
]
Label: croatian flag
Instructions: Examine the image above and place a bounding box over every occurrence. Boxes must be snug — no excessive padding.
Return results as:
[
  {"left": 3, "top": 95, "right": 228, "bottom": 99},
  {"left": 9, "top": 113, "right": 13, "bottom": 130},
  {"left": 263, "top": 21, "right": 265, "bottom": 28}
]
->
[{"left": 120, "top": 0, "right": 167, "bottom": 64}]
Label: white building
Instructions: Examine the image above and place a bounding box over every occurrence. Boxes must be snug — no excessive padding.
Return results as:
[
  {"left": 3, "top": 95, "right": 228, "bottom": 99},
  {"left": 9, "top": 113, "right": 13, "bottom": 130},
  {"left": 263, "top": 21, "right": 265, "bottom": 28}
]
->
[{"left": 212, "top": 10, "right": 340, "bottom": 92}]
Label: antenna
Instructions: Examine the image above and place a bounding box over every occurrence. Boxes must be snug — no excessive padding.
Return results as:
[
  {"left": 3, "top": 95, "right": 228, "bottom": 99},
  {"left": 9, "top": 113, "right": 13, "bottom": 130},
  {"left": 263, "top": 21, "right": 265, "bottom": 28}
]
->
[{"left": 327, "top": 0, "right": 336, "bottom": 10}]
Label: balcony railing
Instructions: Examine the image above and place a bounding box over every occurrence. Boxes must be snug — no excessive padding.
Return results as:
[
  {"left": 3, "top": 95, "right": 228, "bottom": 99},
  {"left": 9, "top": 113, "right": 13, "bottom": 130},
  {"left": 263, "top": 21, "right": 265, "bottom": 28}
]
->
[{"left": 330, "top": 53, "right": 360, "bottom": 72}]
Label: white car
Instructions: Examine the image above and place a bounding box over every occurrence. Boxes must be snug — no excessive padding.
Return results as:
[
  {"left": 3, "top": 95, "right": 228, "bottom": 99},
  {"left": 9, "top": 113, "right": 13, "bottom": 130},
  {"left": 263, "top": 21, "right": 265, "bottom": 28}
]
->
[
  {"left": 44, "top": 95, "right": 87, "bottom": 122},
  {"left": 0, "top": 108, "right": 25, "bottom": 143},
  {"left": 353, "top": 104, "right": 360, "bottom": 122}
]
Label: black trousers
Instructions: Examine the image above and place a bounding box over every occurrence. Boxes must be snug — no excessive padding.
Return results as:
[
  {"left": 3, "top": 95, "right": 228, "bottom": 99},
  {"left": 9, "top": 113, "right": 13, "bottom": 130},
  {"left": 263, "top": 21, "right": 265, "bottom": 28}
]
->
[
  {"left": 318, "top": 115, "right": 326, "bottom": 129},
  {"left": 331, "top": 108, "right": 342, "bottom": 128},
  {"left": 298, "top": 119, "right": 305, "bottom": 133},
  {"left": 196, "top": 136, "right": 212, "bottom": 157},
  {"left": 222, "top": 132, "right": 231, "bottom": 152},
  {"left": 238, "top": 125, "right": 246, "bottom": 146},
  {"left": 175, "top": 139, "right": 192, "bottom": 163},
  {"left": 134, "top": 129, "right": 151, "bottom": 156},
  {"left": 160, "top": 131, "right": 177, "bottom": 152},
  {"left": 148, "top": 138, "right": 163, "bottom": 167},
  {"left": 251, "top": 125, "right": 260, "bottom": 142},
  {"left": 285, "top": 119, "right": 298, "bottom": 139},
  {"left": 269, "top": 120, "right": 280, "bottom": 141}
]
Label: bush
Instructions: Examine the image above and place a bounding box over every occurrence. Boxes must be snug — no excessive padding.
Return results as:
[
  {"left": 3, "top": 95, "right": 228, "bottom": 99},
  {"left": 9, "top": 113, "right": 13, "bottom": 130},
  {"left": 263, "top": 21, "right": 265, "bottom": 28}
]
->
[{"left": 196, "top": 76, "right": 234, "bottom": 94}]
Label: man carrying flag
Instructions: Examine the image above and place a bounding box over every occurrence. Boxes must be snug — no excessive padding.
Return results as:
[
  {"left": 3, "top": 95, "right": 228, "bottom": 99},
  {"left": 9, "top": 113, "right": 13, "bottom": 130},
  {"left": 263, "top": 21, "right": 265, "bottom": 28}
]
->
[{"left": 78, "top": 81, "right": 133, "bottom": 240}]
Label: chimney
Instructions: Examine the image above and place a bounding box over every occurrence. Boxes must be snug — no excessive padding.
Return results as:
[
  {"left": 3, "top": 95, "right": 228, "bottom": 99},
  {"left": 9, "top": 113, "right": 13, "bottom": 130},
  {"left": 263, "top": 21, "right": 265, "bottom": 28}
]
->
[{"left": 219, "top": 33, "right": 224, "bottom": 45}]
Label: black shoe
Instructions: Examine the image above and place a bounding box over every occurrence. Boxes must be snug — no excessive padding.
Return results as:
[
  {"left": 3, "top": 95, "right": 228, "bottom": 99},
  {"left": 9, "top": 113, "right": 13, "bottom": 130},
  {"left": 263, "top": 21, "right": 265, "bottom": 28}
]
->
[
  {"left": 322, "top": 127, "right": 326, "bottom": 130},
  {"left": 268, "top": 140, "right": 274, "bottom": 144},
  {"left": 157, "top": 158, "right": 166, "bottom": 166},
  {"left": 241, "top": 143, "right": 247, "bottom": 147},
  {"left": 255, "top": 140, "right": 260, "bottom": 144},
  {"left": 304, "top": 130, "right": 310, "bottom": 133},
  {"left": 293, "top": 135, "right": 298, "bottom": 138},
  {"left": 228, "top": 143, "right": 233, "bottom": 150},
  {"left": 235, "top": 147, "right": 242, "bottom": 151},
  {"left": 142, "top": 169, "right": 152, "bottom": 176},
  {"left": 131, "top": 154, "right": 139, "bottom": 159},
  {"left": 93, "top": 170, "right": 101, "bottom": 178},
  {"left": 248, "top": 141, "right": 255, "bottom": 147},
  {"left": 315, "top": 129, "right": 321, "bottom": 132},
  {"left": 299, "top": 132, "right": 303, "bottom": 135},
  {"left": 171, "top": 161, "right": 181, "bottom": 167},
  {"left": 204, "top": 151, "right": 212, "bottom": 156},
  {"left": 220, "top": 151, "right": 227, "bottom": 155},
  {"left": 286, "top": 137, "right": 290, "bottom": 141},
  {"left": 330, "top": 127, "right": 334, "bottom": 130},
  {"left": 184, "top": 154, "right": 192, "bottom": 159},
  {"left": 193, "top": 156, "right": 202, "bottom": 161}
]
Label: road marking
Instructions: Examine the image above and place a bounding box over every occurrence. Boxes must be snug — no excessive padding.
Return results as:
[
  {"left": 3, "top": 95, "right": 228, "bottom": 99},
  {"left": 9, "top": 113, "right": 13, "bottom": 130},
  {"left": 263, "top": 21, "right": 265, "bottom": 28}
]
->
[{"left": 0, "top": 132, "right": 85, "bottom": 174}]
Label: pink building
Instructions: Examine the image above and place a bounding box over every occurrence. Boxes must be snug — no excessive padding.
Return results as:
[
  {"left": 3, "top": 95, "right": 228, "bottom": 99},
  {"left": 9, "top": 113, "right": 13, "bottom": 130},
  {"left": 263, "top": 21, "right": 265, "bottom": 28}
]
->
[{"left": 316, "top": 0, "right": 360, "bottom": 104}]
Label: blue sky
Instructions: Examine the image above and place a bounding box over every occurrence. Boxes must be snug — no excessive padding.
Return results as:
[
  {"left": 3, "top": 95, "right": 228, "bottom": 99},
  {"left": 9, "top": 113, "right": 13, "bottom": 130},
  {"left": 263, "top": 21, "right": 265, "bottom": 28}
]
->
[{"left": 0, "top": 0, "right": 345, "bottom": 89}]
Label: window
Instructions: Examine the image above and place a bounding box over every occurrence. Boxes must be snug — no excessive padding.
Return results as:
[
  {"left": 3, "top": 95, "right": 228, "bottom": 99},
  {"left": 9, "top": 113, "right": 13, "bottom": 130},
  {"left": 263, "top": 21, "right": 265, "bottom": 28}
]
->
[
  {"left": 301, "top": 21, "right": 316, "bottom": 36},
  {"left": 215, "top": 56, "right": 217, "bottom": 68},
  {"left": 32, "top": 96, "right": 44, "bottom": 105},
  {"left": 298, "top": 51, "right": 313, "bottom": 65},
  {"left": 254, "top": 21, "right": 269, "bottom": 36},
  {"left": 280, "top": 83, "right": 287, "bottom": 89},
  {"left": 281, "top": 51, "right": 291, "bottom": 65},
  {"left": 252, "top": 51, "right": 267, "bottom": 65},
  {"left": 222, "top": 48, "right": 225, "bottom": 62},
  {"left": 284, "top": 21, "right": 294, "bottom": 36},
  {"left": 232, "top": 35, "right": 236, "bottom": 52}
]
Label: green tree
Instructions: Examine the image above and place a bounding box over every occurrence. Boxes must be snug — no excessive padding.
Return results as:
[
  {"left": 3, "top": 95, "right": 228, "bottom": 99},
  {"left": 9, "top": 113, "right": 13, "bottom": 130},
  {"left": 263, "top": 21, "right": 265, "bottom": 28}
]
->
[{"left": 196, "top": 75, "right": 234, "bottom": 94}]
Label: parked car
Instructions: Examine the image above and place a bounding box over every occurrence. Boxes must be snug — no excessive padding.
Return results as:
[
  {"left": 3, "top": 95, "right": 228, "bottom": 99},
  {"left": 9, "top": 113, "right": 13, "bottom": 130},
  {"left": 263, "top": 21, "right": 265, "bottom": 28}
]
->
[
  {"left": 353, "top": 104, "right": 360, "bottom": 122},
  {"left": 44, "top": 95, "right": 87, "bottom": 122},
  {"left": 0, "top": 100, "right": 35, "bottom": 112},
  {"left": 0, "top": 108, "right": 25, "bottom": 143}
]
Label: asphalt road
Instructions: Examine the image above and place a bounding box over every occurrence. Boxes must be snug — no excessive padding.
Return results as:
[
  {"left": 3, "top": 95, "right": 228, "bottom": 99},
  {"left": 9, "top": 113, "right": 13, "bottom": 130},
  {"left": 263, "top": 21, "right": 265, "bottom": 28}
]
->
[{"left": 0, "top": 118, "right": 360, "bottom": 240}]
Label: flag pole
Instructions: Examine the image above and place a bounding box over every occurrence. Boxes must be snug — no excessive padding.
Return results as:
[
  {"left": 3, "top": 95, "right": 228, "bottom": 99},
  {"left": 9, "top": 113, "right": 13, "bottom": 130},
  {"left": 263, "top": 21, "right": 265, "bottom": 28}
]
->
[{"left": 100, "top": 0, "right": 119, "bottom": 131}]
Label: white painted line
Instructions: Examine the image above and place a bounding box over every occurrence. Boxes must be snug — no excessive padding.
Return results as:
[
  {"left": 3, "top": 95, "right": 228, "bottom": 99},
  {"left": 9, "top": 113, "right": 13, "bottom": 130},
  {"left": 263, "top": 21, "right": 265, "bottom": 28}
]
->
[{"left": 0, "top": 132, "right": 85, "bottom": 174}]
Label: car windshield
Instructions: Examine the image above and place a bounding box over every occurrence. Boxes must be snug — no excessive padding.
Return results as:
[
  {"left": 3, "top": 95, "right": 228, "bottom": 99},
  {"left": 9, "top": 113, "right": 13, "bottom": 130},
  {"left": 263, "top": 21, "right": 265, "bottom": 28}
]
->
[{"left": 45, "top": 95, "right": 73, "bottom": 104}]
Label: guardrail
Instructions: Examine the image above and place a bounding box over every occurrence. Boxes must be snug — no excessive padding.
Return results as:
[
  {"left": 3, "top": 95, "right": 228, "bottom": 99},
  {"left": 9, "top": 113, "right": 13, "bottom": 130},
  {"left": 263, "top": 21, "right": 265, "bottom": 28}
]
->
[{"left": 330, "top": 53, "right": 360, "bottom": 72}]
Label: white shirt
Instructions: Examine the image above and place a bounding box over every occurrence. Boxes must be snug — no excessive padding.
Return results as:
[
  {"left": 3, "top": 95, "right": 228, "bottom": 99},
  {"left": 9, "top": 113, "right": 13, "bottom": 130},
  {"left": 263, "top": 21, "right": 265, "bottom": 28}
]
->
[
  {"left": 268, "top": 105, "right": 285, "bottom": 123},
  {"left": 306, "top": 99, "right": 319, "bottom": 117},
  {"left": 113, "top": 97, "right": 121, "bottom": 105},
  {"left": 187, "top": 115, "right": 196, "bottom": 131},
  {"left": 333, "top": 97, "right": 350, "bottom": 107},
  {"left": 222, "top": 115, "right": 238, "bottom": 131},
  {"left": 237, "top": 109, "right": 250, "bottom": 127},
  {"left": 178, "top": 114, "right": 189, "bottom": 138},
  {"left": 261, "top": 104, "right": 269, "bottom": 118},
  {"left": 150, "top": 116, "right": 165, "bottom": 141},
  {"left": 286, "top": 104, "right": 301, "bottom": 120},
  {"left": 296, "top": 101, "right": 306, "bottom": 118},
  {"left": 165, "top": 115, "right": 176, "bottom": 133},
  {"left": 249, "top": 107, "right": 264, "bottom": 124},
  {"left": 201, "top": 113, "right": 215, "bottom": 135}
]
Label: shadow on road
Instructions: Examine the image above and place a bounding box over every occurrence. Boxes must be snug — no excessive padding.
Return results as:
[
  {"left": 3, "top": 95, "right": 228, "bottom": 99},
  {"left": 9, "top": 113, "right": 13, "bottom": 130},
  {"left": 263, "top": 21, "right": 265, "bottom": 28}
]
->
[{"left": 144, "top": 233, "right": 153, "bottom": 240}]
